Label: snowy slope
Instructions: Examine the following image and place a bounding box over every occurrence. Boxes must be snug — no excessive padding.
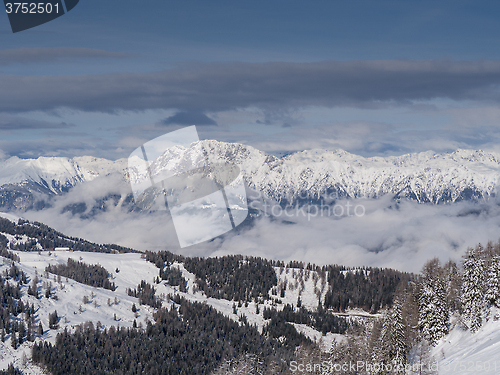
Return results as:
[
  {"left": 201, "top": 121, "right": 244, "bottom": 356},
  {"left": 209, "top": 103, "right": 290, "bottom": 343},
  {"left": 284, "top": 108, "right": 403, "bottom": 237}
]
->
[
  {"left": 271, "top": 266, "right": 329, "bottom": 311},
  {"left": 0, "top": 156, "right": 94, "bottom": 193},
  {"left": 0, "top": 242, "right": 356, "bottom": 372},
  {"left": 2, "top": 247, "right": 498, "bottom": 374},
  {"left": 434, "top": 308, "right": 500, "bottom": 374},
  {"left": 2, "top": 211, "right": 500, "bottom": 374},
  {"left": 0, "top": 251, "right": 159, "bottom": 373}
]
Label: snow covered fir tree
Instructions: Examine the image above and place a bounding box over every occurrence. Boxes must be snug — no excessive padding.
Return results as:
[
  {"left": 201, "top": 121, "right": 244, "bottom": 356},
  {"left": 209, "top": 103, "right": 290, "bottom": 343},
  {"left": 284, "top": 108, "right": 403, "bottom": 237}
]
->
[{"left": 418, "top": 259, "right": 449, "bottom": 345}]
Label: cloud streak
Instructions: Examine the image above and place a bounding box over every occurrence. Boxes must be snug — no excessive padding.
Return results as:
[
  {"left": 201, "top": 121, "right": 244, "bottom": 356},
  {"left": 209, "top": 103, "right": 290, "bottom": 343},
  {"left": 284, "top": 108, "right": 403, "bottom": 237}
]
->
[
  {"left": 0, "top": 115, "right": 74, "bottom": 130},
  {"left": 0, "top": 48, "right": 132, "bottom": 65},
  {"left": 2, "top": 60, "right": 500, "bottom": 113}
]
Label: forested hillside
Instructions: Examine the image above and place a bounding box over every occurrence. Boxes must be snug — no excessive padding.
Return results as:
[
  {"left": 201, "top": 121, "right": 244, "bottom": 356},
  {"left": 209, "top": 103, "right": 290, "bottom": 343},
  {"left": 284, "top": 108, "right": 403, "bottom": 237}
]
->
[
  {"left": 0, "top": 214, "right": 498, "bottom": 374},
  {"left": 146, "top": 251, "right": 279, "bottom": 301},
  {"left": 324, "top": 265, "right": 412, "bottom": 313},
  {"left": 0, "top": 217, "right": 135, "bottom": 253},
  {"left": 315, "top": 241, "right": 500, "bottom": 374},
  {"left": 32, "top": 296, "right": 298, "bottom": 375},
  {"left": 145, "top": 250, "right": 411, "bottom": 312}
]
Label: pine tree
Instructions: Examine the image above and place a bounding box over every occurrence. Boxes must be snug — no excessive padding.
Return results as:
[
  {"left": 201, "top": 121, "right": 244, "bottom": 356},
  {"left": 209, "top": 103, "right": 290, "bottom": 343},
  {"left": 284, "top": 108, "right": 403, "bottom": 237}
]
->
[
  {"left": 48, "top": 311, "right": 59, "bottom": 330},
  {"left": 389, "top": 297, "right": 407, "bottom": 373},
  {"left": 461, "top": 246, "right": 485, "bottom": 332},
  {"left": 28, "top": 276, "right": 39, "bottom": 299},
  {"left": 27, "top": 320, "right": 34, "bottom": 342},
  {"left": 485, "top": 255, "right": 500, "bottom": 308},
  {"left": 371, "top": 303, "right": 408, "bottom": 374},
  {"left": 374, "top": 309, "right": 392, "bottom": 373},
  {"left": 443, "top": 260, "right": 462, "bottom": 313},
  {"left": 37, "top": 323, "right": 43, "bottom": 336},
  {"left": 18, "top": 322, "right": 25, "bottom": 344},
  {"left": 10, "top": 331, "right": 16, "bottom": 350},
  {"left": 418, "top": 260, "right": 449, "bottom": 345}
]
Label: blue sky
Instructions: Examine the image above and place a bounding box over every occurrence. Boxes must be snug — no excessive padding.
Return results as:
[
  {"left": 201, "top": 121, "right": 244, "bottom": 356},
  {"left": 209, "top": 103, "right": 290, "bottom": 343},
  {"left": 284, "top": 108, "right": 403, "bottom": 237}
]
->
[{"left": 2, "top": 0, "right": 500, "bottom": 159}]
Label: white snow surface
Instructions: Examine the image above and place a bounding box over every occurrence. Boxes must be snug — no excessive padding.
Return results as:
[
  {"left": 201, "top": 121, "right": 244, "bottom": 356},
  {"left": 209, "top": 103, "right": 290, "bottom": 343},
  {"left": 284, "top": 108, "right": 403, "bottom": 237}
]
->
[
  {"left": 434, "top": 308, "right": 500, "bottom": 374},
  {"left": 0, "top": 251, "right": 159, "bottom": 373}
]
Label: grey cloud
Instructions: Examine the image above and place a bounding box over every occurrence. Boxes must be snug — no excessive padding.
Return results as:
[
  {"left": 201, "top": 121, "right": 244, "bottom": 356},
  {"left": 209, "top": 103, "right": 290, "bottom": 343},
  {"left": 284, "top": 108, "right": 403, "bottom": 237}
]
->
[
  {"left": 0, "top": 48, "right": 132, "bottom": 65},
  {"left": 21, "top": 175, "right": 181, "bottom": 251},
  {"left": 0, "top": 136, "right": 120, "bottom": 159},
  {"left": 0, "top": 115, "right": 74, "bottom": 130},
  {"left": 2, "top": 60, "right": 500, "bottom": 112},
  {"left": 162, "top": 111, "right": 217, "bottom": 126}
]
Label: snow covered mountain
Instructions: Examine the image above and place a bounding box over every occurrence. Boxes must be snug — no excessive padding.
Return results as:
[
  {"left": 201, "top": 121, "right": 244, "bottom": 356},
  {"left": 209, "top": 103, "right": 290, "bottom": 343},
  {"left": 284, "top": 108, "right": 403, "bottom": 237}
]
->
[
  {"left": 1, "top": 141, "right": 500, "bottom": 211},
  {"left": 0, "top": 156, "right": 128, "bottom": 210},
  {"left": 202, "top": 142, "right": 500, "bottom": 204}
]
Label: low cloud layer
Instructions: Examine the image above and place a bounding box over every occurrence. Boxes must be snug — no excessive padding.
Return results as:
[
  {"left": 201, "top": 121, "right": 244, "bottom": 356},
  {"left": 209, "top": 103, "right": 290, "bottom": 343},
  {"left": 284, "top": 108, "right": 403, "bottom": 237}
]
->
[
  {"left": 18, "top": 175, "right": 500, "bottom": 273},
  {"left": 2, "top": 60, "right": 500, "bottom": 113},
  {"left": 215, "top": 198, "right": 500, "bottom": 272}
]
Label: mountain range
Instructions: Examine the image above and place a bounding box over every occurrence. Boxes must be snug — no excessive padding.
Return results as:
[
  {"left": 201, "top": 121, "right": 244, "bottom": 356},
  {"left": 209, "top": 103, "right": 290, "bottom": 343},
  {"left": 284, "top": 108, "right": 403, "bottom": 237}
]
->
[{"left": 1, "top": 141, "right": 500, "bottom": 212}]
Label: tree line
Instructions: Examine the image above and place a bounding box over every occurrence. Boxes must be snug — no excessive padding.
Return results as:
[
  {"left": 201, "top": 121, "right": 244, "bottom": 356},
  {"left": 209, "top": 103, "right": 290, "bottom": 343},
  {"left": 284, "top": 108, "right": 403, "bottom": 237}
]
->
[
  {"left": 146, "top": 251, "right": 278, "bottom": 301},
  {"left": 46, "top": 258, "right": 116, "bottom": 291}
]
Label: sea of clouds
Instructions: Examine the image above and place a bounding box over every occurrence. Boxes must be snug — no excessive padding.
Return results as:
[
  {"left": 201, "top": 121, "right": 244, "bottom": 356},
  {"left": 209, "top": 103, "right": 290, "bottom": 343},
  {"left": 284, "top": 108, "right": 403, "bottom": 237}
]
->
[{"left": 15, "top": 173, "right": 500, "bottom": 273}]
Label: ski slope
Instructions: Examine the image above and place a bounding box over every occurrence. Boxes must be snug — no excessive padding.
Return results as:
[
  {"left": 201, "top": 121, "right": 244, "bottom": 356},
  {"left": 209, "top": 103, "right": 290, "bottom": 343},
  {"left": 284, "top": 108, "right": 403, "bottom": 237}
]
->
[{"left": 434, "top": 308, "right": 500, "bottom": 374}]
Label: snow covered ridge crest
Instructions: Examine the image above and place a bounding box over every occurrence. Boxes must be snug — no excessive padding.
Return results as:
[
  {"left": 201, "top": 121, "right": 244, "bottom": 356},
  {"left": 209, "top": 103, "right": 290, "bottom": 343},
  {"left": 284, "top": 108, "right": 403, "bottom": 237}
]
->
[{"left": 1, "top": 142, "right": 500, "bottom": 210}]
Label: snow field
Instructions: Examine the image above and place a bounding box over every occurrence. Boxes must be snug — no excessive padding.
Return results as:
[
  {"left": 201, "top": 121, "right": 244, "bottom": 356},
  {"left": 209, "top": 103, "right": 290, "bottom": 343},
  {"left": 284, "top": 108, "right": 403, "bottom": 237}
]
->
[{"left": 434, "top": 307, "right": 500, "bottom": 374}]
